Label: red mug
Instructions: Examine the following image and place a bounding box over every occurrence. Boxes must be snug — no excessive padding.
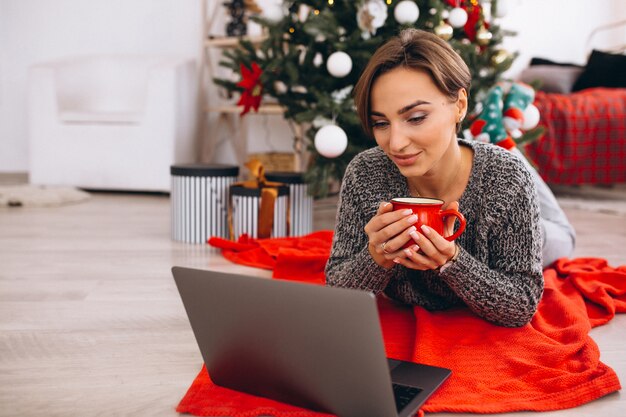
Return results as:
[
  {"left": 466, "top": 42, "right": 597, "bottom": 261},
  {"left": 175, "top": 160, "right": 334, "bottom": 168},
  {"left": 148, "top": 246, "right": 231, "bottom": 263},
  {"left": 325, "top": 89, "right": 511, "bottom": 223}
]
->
[{"left": 391, "top": 197, "right": 466, "bottom": 249}]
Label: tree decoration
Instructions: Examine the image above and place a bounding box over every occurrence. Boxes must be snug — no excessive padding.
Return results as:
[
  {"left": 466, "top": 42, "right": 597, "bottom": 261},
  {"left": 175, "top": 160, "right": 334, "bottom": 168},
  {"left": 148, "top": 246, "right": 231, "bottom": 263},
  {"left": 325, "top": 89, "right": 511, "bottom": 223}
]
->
[
  {"left": 434, "top": 21, "right": 453, "bottom": 40},
  {"left": 490, "top": 48, "right": 511, "bottom": 67},
  {"left": 213, "top": 0, "right": 540, "bottom": 197},
  {"left": 444, "top": 0, "right": 485, "bottom": 42},
  {"left": 236, "top": 62, "right": 263, "bottom": 115},
  {"left": 326, "top": 51, "right": 353, "bottom": 78},
  {"left": 357, "top": 0, "right": 388, "bottom": 39},
  {"left": 476, "top": 25, "right": 493, "bottom": 46},
  {"left": 448, "top": 7, "right": 468, "bottom": 28},
  {"left": 224, "top": 0, "right": 247, "bottom": 37},
  {"left": 479, "top": 67, "right": 491, "bottom": 77},
  {"left": 274, "top": 80, "right": 288, "bottom": 94},
  {"left": 313, "top": 52, "right": 324, "bottom": 67},
  {"left": 314, "top": 124, "right": 348, "bottom": 158},
  {"left": 394, "top": 1, "right": 420, "bottom": 25}
]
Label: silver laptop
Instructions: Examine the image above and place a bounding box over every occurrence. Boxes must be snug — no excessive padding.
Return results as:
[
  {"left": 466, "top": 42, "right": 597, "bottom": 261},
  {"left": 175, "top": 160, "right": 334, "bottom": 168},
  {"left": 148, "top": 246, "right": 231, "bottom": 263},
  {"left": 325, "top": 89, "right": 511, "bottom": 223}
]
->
[{"left": 172, "top": 266, "right": 451, "bottom": 417}]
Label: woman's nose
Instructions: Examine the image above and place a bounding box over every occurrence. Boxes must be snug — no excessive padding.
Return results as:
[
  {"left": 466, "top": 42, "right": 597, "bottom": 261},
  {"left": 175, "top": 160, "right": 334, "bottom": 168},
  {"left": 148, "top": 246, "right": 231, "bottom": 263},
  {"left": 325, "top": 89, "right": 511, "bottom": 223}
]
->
[{"left": 388, "top": 123, "right": 410, "bottom": 152}]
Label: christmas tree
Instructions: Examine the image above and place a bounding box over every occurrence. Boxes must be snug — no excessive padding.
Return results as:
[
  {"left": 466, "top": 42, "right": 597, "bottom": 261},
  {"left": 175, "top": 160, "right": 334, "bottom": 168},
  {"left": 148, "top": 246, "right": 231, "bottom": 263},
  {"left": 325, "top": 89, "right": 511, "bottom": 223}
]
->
[{"left": 215, "top": 0, "right": 542, "bottom": 197}]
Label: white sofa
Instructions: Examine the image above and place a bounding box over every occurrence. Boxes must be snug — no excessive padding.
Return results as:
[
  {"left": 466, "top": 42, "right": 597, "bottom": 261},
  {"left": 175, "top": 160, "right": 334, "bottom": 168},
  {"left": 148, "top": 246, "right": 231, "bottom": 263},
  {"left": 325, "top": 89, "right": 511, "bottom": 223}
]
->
[{"left": 28, "top": 55, "right": 197, "bottom": 192}]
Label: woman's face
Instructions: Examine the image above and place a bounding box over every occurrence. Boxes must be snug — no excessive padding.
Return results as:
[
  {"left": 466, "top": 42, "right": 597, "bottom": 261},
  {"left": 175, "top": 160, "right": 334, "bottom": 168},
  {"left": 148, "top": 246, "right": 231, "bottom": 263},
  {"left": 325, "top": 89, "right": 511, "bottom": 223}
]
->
[{"left": 369, "top": 66, "right": 467, "bottom": 178}]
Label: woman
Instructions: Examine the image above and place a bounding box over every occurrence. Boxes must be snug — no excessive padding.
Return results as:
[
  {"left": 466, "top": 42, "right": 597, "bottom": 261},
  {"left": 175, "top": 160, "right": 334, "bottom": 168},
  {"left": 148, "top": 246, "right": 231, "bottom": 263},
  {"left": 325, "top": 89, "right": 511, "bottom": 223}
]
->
[{"left": 325, "top": 29, "right": 545, "bottom": 327}]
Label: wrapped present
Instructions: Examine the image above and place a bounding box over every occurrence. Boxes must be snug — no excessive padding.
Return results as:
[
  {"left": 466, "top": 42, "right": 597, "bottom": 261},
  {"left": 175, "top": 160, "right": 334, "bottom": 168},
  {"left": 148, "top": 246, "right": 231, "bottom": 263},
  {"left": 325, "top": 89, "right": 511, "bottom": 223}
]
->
[
  {"left": 265, "top": 171, "right": 313, "bottom": 237},
  {"left": 170, "top": 164, "right": 239, "bottom": 244},
  {"left": 228, "top": 159, "right": 290, "bottom": 240}
]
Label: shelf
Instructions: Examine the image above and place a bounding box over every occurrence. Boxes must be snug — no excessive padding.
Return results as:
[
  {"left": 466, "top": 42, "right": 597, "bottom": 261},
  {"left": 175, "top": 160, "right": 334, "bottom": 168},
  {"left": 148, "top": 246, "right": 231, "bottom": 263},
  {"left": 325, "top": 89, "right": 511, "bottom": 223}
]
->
[
  {"left": 205, "top": 35, "right": 268, "bottom": 48},
  {"left": 200, "top": 2, "right": 301, "bottom": 169},
  {"left": 205, "top": 103, "right": 286, "bottom": 115}
]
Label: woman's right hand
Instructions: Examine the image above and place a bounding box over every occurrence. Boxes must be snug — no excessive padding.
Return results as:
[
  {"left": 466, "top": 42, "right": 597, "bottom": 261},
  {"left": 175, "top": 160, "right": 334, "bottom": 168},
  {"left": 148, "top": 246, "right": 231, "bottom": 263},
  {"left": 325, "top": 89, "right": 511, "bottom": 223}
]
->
[{"left": 365, "top": 202, "right": 419, "bottom": 267}]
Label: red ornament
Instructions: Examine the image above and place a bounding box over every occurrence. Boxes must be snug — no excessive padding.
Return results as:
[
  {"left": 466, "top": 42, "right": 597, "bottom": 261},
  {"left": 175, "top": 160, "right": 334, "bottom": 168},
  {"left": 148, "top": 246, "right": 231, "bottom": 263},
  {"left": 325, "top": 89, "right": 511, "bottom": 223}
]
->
[{"left": 236, "top": 62, "right": 263, "bottom": 116}]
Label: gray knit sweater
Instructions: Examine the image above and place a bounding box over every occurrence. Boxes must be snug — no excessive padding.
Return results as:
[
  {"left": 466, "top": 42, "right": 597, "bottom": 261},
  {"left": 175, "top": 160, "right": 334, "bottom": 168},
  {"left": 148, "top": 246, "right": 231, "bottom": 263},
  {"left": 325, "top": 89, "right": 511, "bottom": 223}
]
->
[{"left": 325, "top": 139, "right": 544, "bottom": 327}]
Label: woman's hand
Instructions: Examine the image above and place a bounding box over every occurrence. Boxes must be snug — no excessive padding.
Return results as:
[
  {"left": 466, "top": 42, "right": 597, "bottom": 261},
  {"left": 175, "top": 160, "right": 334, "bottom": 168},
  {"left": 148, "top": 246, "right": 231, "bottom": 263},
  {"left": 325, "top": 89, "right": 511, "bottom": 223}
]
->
[
  {"left": 365, "top": 202, "right": 419, "bottom": 268},
  {"left": 391, "top": 201, "right": 460, "bottom": 271}
]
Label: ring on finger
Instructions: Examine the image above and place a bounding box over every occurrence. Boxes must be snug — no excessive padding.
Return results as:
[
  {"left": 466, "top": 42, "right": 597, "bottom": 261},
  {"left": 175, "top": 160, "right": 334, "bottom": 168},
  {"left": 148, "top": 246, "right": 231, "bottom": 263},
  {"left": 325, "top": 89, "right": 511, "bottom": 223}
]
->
[{"left": 381, "top": 241, "right": 392, "bottom": 254}]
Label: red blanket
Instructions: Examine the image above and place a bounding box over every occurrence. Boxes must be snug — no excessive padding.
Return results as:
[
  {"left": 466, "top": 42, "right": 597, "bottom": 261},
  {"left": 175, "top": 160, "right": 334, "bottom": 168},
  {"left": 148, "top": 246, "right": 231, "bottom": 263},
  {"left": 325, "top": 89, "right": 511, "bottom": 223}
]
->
[
  {"left": 177, "top": 233, "right": 624, "bottom": 416},
  {"left": 525, "top": 88, "right": 626, "bottom": 185}
]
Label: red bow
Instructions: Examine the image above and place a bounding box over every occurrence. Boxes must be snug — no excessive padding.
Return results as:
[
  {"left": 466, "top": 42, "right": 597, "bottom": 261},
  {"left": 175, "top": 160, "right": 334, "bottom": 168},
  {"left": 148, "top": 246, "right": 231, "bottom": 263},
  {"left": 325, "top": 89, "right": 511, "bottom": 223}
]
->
[{"left": 236, "top": 62, "right": 263, "bottom": 116}]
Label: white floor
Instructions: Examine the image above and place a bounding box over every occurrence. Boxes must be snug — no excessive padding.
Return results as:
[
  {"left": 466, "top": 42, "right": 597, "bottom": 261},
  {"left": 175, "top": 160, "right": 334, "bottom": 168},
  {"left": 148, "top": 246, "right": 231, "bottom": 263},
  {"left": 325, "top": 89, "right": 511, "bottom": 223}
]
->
[{"left": 0, "top": 190, "right": 624, "bottom": 417}]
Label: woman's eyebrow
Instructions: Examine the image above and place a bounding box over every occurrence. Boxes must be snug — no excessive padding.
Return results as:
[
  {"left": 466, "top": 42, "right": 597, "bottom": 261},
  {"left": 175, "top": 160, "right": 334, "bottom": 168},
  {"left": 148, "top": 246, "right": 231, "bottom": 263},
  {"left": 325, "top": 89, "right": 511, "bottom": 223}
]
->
[
  {"left": 369, "top": 99, "right": 431, "bottom": 117},
  {"left": 397, "top": 100, "right": 431, "bottom": 115}
]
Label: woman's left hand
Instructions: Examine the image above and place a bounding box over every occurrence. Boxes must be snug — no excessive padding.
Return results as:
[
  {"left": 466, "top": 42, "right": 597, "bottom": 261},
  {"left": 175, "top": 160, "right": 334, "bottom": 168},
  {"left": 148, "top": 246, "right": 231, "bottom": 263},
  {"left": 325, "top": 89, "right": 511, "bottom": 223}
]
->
[{"left": 392, "top": 201, "right": 460, "bottom": 271}]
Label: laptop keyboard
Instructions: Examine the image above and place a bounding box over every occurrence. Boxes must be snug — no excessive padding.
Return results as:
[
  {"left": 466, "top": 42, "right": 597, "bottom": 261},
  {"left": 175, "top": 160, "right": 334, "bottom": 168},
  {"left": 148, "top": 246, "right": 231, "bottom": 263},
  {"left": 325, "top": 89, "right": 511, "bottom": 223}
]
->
[{"left": 392, "top": 383, "right": 423, "bottom": 412}]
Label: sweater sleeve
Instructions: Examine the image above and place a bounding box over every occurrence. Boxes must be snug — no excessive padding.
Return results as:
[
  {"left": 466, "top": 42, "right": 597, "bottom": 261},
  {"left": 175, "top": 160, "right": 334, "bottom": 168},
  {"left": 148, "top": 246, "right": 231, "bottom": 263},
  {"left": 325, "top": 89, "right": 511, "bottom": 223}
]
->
[
  {"left": 325, "top": 157, "right": 405, "bottom": 293},
  {"left": 438, "top": 163, "right": 544, "bottom": 327}
]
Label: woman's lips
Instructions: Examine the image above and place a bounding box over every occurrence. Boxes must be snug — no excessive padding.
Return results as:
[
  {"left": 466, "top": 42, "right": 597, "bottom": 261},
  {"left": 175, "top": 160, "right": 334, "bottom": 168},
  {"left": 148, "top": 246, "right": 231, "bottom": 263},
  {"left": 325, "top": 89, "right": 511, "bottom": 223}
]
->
[{"left": 391, "top": 152, "right": 421, "bottom": 166}]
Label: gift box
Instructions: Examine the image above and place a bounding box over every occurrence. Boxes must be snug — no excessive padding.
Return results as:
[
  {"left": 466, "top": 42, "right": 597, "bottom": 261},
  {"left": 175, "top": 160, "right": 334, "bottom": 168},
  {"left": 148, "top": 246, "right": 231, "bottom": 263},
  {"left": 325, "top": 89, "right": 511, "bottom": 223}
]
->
[
  {"left": 265, "top": 171, "right": 313, "bottom": 237},
  {"left": 170, "top": 164, "right": 239, "bottom": 244},
  {"left": 228, "top": 160, "right": 290, "bottom": 240},
  {"left": 229, "top": 184, "right": 290, "bottom": 239}
]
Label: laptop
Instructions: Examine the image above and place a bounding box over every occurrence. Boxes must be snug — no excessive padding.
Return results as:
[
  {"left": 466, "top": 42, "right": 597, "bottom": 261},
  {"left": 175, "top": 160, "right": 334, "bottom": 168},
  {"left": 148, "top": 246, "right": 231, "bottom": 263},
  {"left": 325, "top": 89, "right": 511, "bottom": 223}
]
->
[{"left": 172, "top": 266, "right": 451, "bottom": 417}]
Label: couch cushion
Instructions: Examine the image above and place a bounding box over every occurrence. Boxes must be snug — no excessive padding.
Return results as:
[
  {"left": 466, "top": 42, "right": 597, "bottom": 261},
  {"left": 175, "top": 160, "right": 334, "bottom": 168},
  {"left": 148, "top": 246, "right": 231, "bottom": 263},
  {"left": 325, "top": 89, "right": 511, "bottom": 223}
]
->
[
  {"left": 529, "top": 57, "right": 582, "bottom": 68},
  {"left": 519, "top": 65, "right": 584, "bottom": 94},
  {"left": 572, "top": 49, "right": 626, "bottom": 91}
]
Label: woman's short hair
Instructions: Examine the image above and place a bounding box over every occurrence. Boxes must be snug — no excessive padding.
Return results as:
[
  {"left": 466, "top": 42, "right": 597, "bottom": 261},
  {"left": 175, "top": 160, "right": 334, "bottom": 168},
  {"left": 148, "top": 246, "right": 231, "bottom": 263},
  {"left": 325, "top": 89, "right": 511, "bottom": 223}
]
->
[{"left": 353, "top": 28, "right": 471, "bottom": 136}]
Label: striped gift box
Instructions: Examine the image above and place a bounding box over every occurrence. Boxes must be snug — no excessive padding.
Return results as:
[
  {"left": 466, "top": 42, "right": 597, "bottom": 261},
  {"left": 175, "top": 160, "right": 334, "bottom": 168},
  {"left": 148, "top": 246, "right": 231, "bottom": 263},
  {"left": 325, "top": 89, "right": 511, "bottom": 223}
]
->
[
  {"left": 229, "top": 184, "right": 290, "bottom": 239},
  {"left": 170, "top": 164, "right": 239, "bottom": 244},
  {"left": 265, "top": 172, "right": 313, "bottom": 237}
]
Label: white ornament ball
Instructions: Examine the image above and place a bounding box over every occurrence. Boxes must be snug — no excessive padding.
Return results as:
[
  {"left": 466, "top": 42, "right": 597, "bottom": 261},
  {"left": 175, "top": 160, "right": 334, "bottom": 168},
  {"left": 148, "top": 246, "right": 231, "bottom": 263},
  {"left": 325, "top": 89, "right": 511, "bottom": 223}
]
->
[
  {"left": 448, "top": 7, "right": 468, "bottom": 28},
  {"left": 522, "top": 104, "right": 540, "bottom": 130},
  {"left": 314, "top": 125, "right": 348, "bottom": 158},
  {"left": 326, "top": 51, "right": 352, "bottom": 78},
  {"left": 263, "top": 2, "right": 284, "bottom": 22},
  {"left": 394, "top": 1, "right": 420, "bottom": 25}
]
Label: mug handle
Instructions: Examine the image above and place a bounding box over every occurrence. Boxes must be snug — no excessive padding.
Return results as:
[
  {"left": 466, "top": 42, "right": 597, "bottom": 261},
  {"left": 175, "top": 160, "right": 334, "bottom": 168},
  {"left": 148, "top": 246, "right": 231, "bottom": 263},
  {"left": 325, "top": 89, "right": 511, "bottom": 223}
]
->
[{"left": 440, "top": 209, "right": 466, "bottom": 242}]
